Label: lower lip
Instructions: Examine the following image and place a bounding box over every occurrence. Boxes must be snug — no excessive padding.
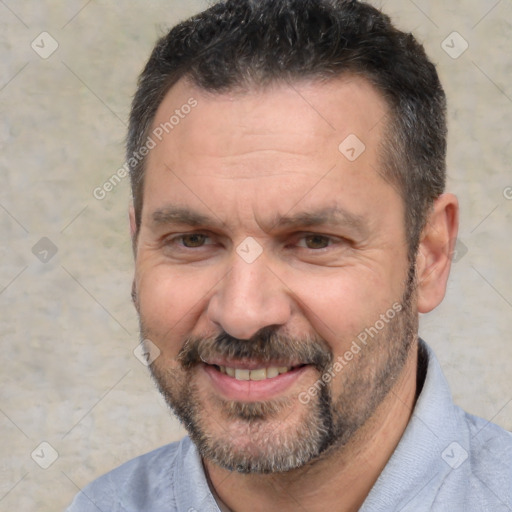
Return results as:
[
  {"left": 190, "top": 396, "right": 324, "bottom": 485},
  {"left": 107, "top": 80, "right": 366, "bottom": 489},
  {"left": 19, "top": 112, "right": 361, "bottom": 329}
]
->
[{"left": 202, "top": 363, "right": 310, "bottom": 401}]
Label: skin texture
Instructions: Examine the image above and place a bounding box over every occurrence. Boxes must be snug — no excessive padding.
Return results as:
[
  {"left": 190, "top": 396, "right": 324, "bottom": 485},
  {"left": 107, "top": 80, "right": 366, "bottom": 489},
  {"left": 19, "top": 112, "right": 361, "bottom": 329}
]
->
[{"left": 130, "top": 76, "right": 458, "bottom": 512}]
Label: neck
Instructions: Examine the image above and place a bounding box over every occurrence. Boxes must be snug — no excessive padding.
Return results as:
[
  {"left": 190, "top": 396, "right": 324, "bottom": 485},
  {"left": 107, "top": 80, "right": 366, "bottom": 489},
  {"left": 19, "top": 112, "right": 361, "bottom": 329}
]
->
[{"left": 204, "top": 341, "right": 419, "bottom": 512}]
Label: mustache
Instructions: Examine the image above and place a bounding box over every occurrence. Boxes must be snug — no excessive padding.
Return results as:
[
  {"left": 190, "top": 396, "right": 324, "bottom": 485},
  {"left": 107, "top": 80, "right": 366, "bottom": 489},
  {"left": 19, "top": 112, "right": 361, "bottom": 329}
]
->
[{"left": 178, "top": 327, "right": 333, "bottom": 372}]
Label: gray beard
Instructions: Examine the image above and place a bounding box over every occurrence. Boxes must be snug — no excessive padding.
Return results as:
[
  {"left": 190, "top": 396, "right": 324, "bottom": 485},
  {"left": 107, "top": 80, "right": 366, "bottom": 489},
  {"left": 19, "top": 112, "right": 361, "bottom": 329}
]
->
[{"left": 144, "top": 263, "right": 418, "bottom": 474}]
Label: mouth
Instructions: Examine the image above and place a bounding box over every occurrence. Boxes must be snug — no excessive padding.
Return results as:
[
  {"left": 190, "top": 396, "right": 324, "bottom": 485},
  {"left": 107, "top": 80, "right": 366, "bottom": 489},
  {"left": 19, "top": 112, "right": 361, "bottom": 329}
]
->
[
  {"left": 201, "top": 360, "right": 311, "bottom": 401},
  {"left": 213, "top": 364, "right": 305, "bottom": 381}
]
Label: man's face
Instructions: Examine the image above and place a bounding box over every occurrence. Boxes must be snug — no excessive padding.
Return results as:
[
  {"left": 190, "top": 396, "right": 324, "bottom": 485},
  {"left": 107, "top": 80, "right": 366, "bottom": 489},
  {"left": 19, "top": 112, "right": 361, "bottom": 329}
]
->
[{"left": 132, "top": 76, "right": 418, "bottom": 473}]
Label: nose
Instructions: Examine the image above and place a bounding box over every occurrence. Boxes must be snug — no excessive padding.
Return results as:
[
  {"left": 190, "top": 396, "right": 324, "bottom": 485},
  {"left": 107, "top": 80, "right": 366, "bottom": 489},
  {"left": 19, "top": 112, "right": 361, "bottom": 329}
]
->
[{"left": 207, "top": 253, "right": 292, "bottom": 340}]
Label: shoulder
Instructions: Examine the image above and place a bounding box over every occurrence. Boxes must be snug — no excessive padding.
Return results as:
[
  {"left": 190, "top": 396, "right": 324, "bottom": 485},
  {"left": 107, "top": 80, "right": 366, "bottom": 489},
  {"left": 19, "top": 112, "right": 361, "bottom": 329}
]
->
[
  {"left": 465, "top": 408, "right": 512, "bottom": 457},
  {"left": 465, "top": 410, "right": 512, "bottom": 493},
  {"left": 399, "top": 342, "right": 512, "bottom": 510},
  {"left": 435, "top": 407, "right": 512, "bottom": 510},
  {"left": 65, "top": 437, "right": 189, "bottom": 512}
]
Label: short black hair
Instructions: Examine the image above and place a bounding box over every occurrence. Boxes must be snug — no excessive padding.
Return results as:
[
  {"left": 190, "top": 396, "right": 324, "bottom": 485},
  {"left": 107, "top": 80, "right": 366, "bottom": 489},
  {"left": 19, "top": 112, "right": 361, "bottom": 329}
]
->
[{"left": 127, "top": 0, "right": 447, "bottom": 259}]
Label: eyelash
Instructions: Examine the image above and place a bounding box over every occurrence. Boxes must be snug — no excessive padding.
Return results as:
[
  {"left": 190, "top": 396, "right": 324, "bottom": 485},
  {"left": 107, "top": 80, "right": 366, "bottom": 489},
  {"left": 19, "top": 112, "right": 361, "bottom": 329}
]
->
[
  {"left": 173, "top": 233, "right": 213, "bottom": 247},
  {"left": 167, "top": 233, "right": 340, "bottom": 250},
  {"left": 294, "top": 234, "right": 334, "bottom": 250}
]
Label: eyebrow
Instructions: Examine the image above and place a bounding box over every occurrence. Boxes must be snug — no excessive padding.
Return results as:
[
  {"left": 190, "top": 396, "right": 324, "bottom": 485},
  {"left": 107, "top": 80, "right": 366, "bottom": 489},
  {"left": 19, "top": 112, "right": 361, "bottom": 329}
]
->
[
  {"left": 151, "top": 206, "right": 222, "bottom": 228},
  {"left": 270, "top": 207, "right": 368, "bottom": 234},
  {"left": 150, "top": 205, "right": 368, "bottom": 235}
]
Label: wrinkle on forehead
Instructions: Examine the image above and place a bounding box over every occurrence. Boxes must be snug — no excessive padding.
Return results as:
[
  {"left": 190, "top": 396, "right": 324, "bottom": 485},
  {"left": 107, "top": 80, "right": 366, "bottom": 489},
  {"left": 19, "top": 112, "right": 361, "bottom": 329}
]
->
[{"left": 150, "top": 74, "right": 389, "bottom": 165}]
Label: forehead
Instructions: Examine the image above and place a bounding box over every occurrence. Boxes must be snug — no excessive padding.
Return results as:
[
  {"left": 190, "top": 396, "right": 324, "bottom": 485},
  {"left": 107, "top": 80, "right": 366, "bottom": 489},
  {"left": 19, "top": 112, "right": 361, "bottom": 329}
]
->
[
  {"left": 150, "top": 75, "right": 389, "bottom": 162},
  {"left": 142, "top": 74, "right": 400, "bottom": 232}
]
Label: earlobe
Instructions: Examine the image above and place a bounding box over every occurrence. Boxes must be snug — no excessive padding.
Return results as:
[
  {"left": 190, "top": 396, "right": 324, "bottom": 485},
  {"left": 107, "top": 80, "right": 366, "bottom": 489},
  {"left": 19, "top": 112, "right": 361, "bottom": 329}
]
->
[
  {"left": 131, "top": 279, "right": 139, "bottom": 312},
  {"left": 129, "top": 204, "right": 136, "bottom": 238},
  {"left": 415, "top": 193, "right": 459, "bottom": 313},
  {"left": 129, "top": 206, "right": 140, "bottom": 312},
  {"left": 129, "top": 205, "right": 138, "bottom": 256}
]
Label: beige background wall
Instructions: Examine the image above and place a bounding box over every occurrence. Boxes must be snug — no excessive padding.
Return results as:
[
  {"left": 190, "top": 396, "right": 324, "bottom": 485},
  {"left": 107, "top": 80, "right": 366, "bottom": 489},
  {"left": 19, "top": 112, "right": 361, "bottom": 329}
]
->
[{"left": 1, "top": 1, "right": 511, "bottom": 510}]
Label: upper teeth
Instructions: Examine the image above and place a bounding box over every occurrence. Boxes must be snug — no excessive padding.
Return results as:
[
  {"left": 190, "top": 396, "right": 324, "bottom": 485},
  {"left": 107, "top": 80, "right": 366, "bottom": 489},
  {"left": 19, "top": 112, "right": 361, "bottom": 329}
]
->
[{"left": 218, "top": 366, "right": 291, "bottom": 380}]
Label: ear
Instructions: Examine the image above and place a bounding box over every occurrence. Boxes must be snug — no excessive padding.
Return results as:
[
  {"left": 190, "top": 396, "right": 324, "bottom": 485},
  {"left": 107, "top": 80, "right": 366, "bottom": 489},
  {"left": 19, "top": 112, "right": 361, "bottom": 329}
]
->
[
  {"left": 131, "top": 279, "right": 139, "bottom": 312},
  {"left": 129, "top": 205, "right": 139, "bottom": 312},
  {"left": 129, "top": 204, "right": 138, "bottom": 256},
  {"left": 415, "top": 193, "right": 459, "bottom": 313}
]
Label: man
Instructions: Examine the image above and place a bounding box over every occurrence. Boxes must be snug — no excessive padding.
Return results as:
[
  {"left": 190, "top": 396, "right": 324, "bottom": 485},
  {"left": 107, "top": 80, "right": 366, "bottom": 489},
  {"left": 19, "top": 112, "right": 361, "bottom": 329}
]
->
[{"left": 67, "top": 0, "right": 512, "bottom": 510}]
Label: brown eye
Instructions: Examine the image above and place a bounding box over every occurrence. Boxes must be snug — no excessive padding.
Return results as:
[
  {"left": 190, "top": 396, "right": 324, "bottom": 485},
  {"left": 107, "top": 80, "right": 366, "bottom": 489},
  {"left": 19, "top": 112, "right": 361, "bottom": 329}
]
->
[
  {"left": 180, "top": 234, "right": 208, "bottom": 247},
  {"left": 302, "top": 235, "right": 330, "bottom": 249}
]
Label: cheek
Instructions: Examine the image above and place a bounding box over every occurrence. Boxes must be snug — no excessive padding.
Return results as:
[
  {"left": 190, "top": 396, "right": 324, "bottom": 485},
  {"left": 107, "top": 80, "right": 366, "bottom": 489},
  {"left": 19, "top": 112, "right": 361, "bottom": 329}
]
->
[
  {"left": 135, "top": 262, "right": 212, "bottom": 346},
  {"left": 285, "top": 267, "right": 398, "bottom": 345}
]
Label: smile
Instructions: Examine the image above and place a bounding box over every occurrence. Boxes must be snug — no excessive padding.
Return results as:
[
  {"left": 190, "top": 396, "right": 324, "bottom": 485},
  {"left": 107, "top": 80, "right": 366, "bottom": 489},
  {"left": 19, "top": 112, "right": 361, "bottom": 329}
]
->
[
  {"left": 215, "top": 365, "right": 297, "bottom": 380},
  {"left": 202, "top": 362, "right": 310, "bottom": 401}
]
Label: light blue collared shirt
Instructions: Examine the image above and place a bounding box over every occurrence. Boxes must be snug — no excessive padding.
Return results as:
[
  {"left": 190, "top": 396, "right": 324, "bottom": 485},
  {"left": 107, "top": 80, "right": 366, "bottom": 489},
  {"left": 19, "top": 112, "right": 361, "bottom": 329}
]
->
[{"left": 66, "top": 341, "right": 512, "bottom": 511}]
